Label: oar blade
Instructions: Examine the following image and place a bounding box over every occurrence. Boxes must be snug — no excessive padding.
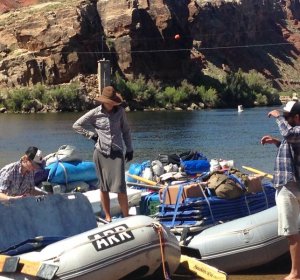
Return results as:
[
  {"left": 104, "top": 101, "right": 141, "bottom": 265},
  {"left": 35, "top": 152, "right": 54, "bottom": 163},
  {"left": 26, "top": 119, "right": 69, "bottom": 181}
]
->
[
  {"left": 0, "top": 255, "right": 19, "bottom": 273},
  {"left": 36, "top": 263, "right": 59, "bottom": 280},
  {"left": 180, "top": 254, "right": 228, "bottom": 280},
  {"left": 19, "top": 259, "right": 58, "bottom": 280}
]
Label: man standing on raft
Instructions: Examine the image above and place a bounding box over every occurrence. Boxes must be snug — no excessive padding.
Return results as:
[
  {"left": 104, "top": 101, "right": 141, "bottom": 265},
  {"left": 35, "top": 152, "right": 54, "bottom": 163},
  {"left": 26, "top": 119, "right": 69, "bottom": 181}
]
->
[{"left": 261, "top": 101, "right": 300, "bottom": 280}]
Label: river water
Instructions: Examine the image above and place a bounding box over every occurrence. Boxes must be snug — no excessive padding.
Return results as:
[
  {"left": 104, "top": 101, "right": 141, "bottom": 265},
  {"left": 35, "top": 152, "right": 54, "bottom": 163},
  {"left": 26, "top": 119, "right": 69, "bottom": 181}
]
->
[
  {"left": 0, "top": 107, "right": 280, "bottom": 172},
  {"left": 0, "top": 107, "right": 291, "bottom": 279}
]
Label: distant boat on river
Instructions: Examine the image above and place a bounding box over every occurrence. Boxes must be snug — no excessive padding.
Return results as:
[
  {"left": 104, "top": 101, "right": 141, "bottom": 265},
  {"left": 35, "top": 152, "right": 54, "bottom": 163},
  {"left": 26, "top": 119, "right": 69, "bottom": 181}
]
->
[{"left": 238, "top": 105, "right": 244, "bottom": 113}]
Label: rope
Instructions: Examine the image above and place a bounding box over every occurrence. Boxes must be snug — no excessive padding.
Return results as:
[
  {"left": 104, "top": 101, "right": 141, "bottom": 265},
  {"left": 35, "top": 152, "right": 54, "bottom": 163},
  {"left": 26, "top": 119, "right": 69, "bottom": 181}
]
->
[
  {"left": 58, "top": 161, "right": 68, "bottom": 186},
  {"left": 152, "top": 222, "right": 171, "bottom": 280}
]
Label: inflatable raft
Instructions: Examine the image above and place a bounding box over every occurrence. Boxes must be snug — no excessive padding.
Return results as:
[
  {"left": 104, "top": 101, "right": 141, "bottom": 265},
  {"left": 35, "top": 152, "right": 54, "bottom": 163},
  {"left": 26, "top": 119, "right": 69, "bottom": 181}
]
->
[
  {"left": 154, "top": 180, "right": 292, "bottom": 273},
  {"left": 0, "top": 194, "right": 180, "bottom": 280},
  {"left": 180, "top": 205, "right": 292, "bottom": 273}
]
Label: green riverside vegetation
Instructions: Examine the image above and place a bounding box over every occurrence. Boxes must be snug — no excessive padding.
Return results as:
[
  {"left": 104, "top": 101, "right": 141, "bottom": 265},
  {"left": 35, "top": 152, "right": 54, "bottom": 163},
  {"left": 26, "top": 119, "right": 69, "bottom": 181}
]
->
[
  {"left": 0, "top": 69, "right": 284, "bottom": 113},
  {"left": 0, "top": 83, "right": 84, "bottom": 113},
  {"left": 112, "top": 69, "right": 281, "bottom": 110}
]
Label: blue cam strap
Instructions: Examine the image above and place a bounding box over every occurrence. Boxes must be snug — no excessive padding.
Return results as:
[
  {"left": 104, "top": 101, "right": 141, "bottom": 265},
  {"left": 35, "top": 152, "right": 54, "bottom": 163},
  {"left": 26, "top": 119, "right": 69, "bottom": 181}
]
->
[{"left": 170, "top": 185, "right": 184, "bottom": 228}]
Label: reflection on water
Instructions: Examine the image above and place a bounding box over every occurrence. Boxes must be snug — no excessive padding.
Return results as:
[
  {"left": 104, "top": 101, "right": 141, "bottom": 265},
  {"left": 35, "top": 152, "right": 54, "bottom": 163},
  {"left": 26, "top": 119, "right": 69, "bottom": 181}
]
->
[{"left": 0, "top": 108, "right": 279, "bottom": 173}]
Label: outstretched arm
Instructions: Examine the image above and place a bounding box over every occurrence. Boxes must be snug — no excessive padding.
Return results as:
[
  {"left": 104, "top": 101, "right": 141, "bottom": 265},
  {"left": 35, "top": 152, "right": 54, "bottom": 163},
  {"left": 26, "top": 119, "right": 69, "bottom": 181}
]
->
[
  {"left": 261, "top": 135, "right": 281, "bottom": 147},
  {"left": 0, "top": 192, "right": 22, "bottom": 201}
]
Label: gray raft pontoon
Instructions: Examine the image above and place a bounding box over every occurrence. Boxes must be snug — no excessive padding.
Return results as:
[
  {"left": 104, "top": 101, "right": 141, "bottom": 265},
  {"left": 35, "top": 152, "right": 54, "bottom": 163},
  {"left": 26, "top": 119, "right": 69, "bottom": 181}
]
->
[
  {"left": 0, "top": 194, "right": 180, "bottom": 279},
  {"left": 182, "top": 205, "right": 293, "bottom": 273}
]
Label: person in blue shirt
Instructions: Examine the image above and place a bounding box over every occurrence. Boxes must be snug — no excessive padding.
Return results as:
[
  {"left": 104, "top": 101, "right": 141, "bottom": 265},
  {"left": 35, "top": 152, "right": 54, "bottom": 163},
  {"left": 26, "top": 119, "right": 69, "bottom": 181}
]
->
[{"left": 261, "top": 101, "right": 300, "bottom": 280}]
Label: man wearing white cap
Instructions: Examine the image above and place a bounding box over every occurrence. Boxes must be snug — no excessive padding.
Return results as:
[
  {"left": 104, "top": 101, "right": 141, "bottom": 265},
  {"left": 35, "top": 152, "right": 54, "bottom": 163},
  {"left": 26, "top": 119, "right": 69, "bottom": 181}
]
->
[
  {"left": 0, "top": 146, "right": 43, "bottom": 200},
  {"left": 261, "top": 100, "right": 300, "bottom": 280}
]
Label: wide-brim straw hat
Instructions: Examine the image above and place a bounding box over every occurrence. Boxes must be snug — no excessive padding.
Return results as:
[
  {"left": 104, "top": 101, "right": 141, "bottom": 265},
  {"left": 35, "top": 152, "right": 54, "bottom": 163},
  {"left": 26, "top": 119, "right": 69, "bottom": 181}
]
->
[{"left": 95, "top": 86, "right": 123, "bottom": 106}]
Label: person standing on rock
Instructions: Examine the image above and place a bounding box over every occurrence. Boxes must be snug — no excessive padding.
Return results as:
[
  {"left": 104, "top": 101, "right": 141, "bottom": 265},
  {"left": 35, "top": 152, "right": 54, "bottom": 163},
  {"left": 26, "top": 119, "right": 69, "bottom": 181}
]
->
[
  {"left": 261, "top": 101, "right": 300, "bottom": 280},
  {"left": 72, "top": 86, "right": 133, "bottom": 222}
]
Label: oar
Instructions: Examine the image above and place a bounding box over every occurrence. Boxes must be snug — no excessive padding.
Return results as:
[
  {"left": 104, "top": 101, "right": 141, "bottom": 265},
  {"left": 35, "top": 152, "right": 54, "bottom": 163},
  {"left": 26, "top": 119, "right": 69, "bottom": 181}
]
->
[
  {"left": 179, "top": 254, "right": 228, "bottom": 280},
  {"left": 127, "top": 182, "right": 155, "bottom": 188},
  {"left": 126, "top": 174, "right": 204, "bottom": 193},
  {"left": 0, "top": 254, "right": 58, "bottom": 280},
  {"left": 242, "top": 166, "right": 273, "bottom": 179},
  {"left": 126, "top": 174, "right": 164, "bottom": 191},
  {"left": 126, "top": 173, "right": 159, "bottom": 186},
  {"left": 126, "top": 181, "right": 163, "bottom": 191},
  {"left": 18, "top": 258, "right": 58, "bottom": 280},
  {"left": 0, "top": 255, "right": 19, "bottom": 273}
]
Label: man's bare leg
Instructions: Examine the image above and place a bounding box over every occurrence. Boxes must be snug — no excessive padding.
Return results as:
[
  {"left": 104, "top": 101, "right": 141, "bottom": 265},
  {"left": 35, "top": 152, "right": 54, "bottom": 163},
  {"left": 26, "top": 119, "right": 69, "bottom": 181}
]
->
[{"left": 284, "top": 234, "right": 300, "bottom": 280}]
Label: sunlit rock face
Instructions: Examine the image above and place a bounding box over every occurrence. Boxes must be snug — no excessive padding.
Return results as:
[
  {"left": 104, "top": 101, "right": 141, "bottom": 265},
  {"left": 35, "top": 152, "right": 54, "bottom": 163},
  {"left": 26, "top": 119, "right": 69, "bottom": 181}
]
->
[{"left": 0, "top": 0, "right": 299, "bottom": 92}]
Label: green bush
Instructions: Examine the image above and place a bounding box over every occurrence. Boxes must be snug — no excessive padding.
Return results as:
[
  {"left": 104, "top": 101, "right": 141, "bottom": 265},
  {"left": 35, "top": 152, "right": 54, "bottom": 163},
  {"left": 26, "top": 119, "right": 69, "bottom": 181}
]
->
[
  {"left": 126, "top": 75, "right": 149, "bottom": 102},
  {"left": 221, "top": 69, "right": 256, "bottom": 107},
  {"left": 255, "top": 93, "right": 268, "bottom": 106},
  {"left": 112, "top": 72, "right": 132, "bottom": 100},
  {"left": 2, "top": 83, "right": 82, "bottom": 112},
  {"left": 31, "top": 83, "right": 46, "bottom": 102},
  {"left": 45, "top": 83, "right": 82, "bottom": 111},
  {"left": 196, "top": 85, "right": 219, "bottom": 107},
  {"left": 5, "top": 88, "right": 32, "bottom": 112},
  {"left": 243, "top": 70, "right": 279, "bottom": 105}
]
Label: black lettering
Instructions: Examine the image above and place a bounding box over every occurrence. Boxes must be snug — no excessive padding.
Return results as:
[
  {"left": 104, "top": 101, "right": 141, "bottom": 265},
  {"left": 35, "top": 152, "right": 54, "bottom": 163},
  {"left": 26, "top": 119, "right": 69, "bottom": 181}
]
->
[{"left": 88, "top": 224, "right": 135, "bottom": 251}]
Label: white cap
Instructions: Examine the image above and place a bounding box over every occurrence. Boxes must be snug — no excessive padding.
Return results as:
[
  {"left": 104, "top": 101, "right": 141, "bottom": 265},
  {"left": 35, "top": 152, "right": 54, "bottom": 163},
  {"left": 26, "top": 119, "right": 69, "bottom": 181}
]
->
[{"left": 283, "top": 101, "right": 300, "bottom": 114}]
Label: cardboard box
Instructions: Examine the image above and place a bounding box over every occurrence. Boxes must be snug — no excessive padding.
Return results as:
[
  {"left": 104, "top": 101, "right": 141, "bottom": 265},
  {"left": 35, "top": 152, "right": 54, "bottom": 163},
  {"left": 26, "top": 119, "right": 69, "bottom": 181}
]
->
[
  {"left": 159, "top": 183, "right": 204, "bottom": 204},
  {"left": 245, "top": 174, "right": 264, "bottom": 193}
]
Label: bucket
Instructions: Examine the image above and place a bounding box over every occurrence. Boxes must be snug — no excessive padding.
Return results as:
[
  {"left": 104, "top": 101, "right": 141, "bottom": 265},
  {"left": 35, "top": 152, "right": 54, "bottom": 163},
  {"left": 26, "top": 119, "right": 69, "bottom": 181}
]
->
[
  {"left": 219, "top": 160, "right": 234, "bottom": 169},
  {"left": 210, "top": 159, "right": 220, "bottom": 172}
]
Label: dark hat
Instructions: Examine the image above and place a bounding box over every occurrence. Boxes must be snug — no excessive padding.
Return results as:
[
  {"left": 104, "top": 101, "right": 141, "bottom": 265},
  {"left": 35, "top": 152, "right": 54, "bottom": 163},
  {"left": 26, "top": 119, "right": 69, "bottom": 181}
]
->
[
  {"left": 282, "top": 101, "right": 300, "bottom": 115},
  {"left": 94, "top": 86, "right": 123, "bottom": 106},
  {"left": 25, "top": 146, "right": 43, "bottom": 167}
]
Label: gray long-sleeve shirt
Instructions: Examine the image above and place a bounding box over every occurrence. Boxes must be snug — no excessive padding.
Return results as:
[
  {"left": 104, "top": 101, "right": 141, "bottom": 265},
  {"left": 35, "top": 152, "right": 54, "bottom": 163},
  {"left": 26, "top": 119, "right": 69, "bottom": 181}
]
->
[{"left": 73, "top": 105, "right": 133, "bottom": 156}]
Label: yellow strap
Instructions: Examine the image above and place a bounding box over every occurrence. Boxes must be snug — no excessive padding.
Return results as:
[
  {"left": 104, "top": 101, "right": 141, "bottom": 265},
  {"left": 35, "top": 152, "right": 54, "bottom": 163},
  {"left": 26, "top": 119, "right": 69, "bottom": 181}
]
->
[
  {"left": 242, "top": 166, "right": 273, "bottom": 179},
  {"left": 180, "top": 255, "right": 227, "bottom": 280}
]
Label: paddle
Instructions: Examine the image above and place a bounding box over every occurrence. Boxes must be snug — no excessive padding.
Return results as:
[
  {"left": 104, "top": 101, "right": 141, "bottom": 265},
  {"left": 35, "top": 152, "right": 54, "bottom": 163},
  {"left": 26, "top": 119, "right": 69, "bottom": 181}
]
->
[
  {"left": 179, "top": 254, "right": 228, "bottom": 280},
  {"left": 18, "top": 259, "right": 58, "bottom": 280},
  {"left": 0, "top": 254, "right": 58, "bottom": 279},
  {"left": 242, "top": 166, "right": 273, "bottom": 179},
  {"left": 126, "top": 173, "right": 164, "bottom": 191},
  {"left": 0, "top": 255, "right": 19, "bottom": 273},
  {"left": 126, "top": 173, "right": 160, "bottom": 186},
  {"left": 126, "top": 181, "right": 157, "bottom": 188}
]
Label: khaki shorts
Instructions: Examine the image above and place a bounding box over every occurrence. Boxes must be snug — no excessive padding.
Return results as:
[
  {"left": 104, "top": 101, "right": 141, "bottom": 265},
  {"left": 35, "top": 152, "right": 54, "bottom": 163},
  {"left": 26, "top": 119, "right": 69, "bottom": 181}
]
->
[{"left": 276, "top": 182, "right": 300, "bottom": 236}]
